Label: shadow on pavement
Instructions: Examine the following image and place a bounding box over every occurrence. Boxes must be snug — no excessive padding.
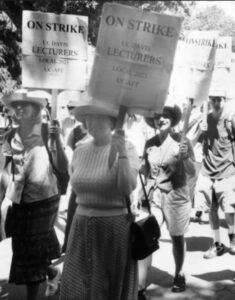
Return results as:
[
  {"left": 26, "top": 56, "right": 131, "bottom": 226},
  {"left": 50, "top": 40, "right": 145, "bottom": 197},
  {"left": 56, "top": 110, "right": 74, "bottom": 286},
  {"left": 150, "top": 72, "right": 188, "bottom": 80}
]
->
[
  {"left": 147, "top": 266, "right": 173, "bottom": 287},
  {"left": 186, "top": 236, "right": 212, "bottom": 252},
  {"left": 194, "top": 270, "right": 235, "bottom": 282}
]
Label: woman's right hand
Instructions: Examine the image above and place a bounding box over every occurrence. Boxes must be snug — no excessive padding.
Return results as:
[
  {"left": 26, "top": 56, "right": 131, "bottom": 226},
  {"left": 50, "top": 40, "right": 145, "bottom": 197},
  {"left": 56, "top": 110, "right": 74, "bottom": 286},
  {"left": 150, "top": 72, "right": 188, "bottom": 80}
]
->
[{"left": 199, "top": 120, "right": 208, "bottom": 133}]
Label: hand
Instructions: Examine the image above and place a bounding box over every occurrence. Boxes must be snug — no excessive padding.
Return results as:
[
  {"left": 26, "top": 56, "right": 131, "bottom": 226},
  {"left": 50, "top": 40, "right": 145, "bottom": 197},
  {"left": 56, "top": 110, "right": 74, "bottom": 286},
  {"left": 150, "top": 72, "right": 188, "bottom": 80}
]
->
[
  {"left": 131, "top": 201, "right": 140, "bottom": 216},
  {"left": 111, "top": 129, "right": 127, "bottom": 157},
  {"left": 199, "top": 120, "right": 208, "bottom": 133},
  {"left": 179, "top": 141, "right": 189, "bottom": 159},
  {"left": 49, "top": 120, "right": 61, "bottom": 141}
]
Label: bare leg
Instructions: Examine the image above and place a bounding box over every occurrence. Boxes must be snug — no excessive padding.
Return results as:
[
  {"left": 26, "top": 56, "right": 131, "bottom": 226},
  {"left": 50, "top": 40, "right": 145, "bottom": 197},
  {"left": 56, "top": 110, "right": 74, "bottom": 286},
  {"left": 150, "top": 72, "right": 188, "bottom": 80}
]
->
[
  {"left": 171, "top": 235, "right": 185, "bottom": 276},
  {"left": 224, "top": 213, "right": 235, "bottom": 234},
  {"left": 209, "top": 209, "right": 220, "bottom": 231},
  {"left": 138, "top": 255, "right": 152, "bottom": 290}
]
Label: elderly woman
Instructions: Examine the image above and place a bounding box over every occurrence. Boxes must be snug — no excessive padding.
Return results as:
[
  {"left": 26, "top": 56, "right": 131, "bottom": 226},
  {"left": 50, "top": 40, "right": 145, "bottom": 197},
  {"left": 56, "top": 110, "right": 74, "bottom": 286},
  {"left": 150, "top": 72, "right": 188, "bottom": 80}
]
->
[
  {"left": 0, "top": 90, "right": 68, "bottom": 300},
  {"left": 59, "top": 94, "right": 139, "bottom": 300},
  {"left": 138, "top": 105, "right": 195, "bottom": 298}
]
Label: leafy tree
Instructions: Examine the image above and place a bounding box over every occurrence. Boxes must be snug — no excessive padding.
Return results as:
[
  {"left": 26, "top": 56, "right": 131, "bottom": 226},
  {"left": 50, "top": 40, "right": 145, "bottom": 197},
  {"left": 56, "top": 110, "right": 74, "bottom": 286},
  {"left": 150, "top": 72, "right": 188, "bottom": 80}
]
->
[
  {"left": 0, "top": 9, "right": 20, "bottom": 95},
  {"left": 1, "top": 0, "right": 193, "bottom": 45},
  {"left": 0, "top": 0, "right": 193, "bottom": 92},
  {"left": 183, "top": 5, "right": 235, "bottom": 36}
]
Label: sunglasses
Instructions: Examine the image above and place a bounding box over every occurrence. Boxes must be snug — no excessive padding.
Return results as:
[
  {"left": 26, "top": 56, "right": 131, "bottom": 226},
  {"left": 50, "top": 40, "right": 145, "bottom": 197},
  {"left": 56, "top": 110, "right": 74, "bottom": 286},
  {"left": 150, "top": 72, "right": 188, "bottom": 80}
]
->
[
  {"left": 11, "top": 101, "right": 31, "bottom": 108},
  {"left": 210, "top": 97, "right": 223, "bottom": 102}
]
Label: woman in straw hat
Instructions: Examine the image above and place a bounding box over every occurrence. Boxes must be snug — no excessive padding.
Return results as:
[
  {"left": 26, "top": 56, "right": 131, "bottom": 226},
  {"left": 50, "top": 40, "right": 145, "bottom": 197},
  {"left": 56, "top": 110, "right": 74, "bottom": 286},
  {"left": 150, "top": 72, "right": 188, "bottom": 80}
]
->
[
  {"left": 0, "top": 89, "right": 68, "bottom": 300},
  {"left": 59, "top": 92, "right": 139, "bottom": 300},
  {"left": 137, "top": 105, "right": 195, "bottom": 298}
]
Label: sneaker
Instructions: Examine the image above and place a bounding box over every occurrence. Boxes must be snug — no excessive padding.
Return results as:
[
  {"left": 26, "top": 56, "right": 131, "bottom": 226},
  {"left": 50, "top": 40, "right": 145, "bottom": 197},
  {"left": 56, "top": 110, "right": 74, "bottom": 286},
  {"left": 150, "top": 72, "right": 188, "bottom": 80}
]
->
[
  {"left": 229, "top": 234, "right": 235, "bottom": 254},
  {"left": 203, "top": 242, "right": 225, "bottom": 259},
  {"left": 45, "top": 268, "right": 61, "bottom": 297},
  {"left": 171, "top": 274, "right": 186, "bottom": 293}
]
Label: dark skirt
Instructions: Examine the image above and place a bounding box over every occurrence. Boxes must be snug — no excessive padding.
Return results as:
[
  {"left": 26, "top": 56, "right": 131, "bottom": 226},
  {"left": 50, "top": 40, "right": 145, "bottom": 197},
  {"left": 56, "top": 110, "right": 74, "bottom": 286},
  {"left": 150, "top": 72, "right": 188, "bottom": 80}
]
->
[
  {"left": 60, "top": 210, "right": 138, "bottom": 300},
  {"left": 9, "top": 195, "right": 61, "bottom": 284}
]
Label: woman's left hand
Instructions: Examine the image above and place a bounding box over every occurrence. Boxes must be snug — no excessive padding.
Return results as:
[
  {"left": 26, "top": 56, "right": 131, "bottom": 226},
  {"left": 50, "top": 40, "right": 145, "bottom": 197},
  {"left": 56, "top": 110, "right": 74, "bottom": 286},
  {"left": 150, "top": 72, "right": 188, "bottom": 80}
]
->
[
  {"left": 49, "top": 120, "right": 61, "bottom": 141},
  {"left": 111, "top": 129, "right": 127, "bottom": 157},
  {"left": 179, "top": 141, "right": 189, "bottom": 159}
]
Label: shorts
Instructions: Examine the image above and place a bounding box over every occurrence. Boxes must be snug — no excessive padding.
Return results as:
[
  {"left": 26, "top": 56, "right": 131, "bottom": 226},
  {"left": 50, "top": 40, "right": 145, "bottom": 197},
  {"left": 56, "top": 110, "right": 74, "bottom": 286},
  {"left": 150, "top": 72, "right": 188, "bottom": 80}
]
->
[
  {"left": 194, "top": 173, "right": 235, "bottom": 213},
  {"left": 151, "top": 186, "right": 191, "bottom": 236}
]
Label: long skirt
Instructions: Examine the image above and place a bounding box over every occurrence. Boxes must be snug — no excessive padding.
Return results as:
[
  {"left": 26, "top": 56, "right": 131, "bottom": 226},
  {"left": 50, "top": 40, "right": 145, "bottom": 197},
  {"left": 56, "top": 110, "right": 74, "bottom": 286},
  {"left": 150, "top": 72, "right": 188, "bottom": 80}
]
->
[
  {"left": 60, "top": 210, "right": 138, "bottom": 300},
  {"left": 9, "top": 195, "right": 61, "bottom": 284}
]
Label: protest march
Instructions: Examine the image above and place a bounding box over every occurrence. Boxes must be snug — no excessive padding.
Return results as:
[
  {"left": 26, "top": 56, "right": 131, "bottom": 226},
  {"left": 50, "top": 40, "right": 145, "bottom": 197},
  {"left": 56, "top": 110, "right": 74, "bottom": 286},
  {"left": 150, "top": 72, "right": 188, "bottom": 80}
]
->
[{"left": 0, "top": 1, "right": 235, "bottom": 300}]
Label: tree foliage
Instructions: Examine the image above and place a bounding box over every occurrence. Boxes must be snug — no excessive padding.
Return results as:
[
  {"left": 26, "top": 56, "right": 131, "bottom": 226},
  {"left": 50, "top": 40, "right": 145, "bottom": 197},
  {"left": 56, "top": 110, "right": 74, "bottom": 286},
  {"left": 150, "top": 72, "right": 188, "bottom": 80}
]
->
[
  {"left": 0, "top": 0, "right": 193, "bottom": 93},
  {"left": 183, "top": 5, "right": 235, "bottom": 36}
]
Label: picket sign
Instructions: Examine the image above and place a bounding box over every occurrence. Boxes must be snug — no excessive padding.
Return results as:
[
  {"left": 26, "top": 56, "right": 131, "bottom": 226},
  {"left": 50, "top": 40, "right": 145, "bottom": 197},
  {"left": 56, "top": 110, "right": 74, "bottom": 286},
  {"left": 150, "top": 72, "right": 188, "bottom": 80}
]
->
[
  {"left": 22, "top": 10, "right": 88, "bottom": 129},
  {"left": 171, "top": 30, "right": 219, "bottom": 107},
  {"left": 22, "top": 10, "right": 88, "bottom": 91},
  {"left": 89, "top": 2, "right": 183, "bottom": 116}
]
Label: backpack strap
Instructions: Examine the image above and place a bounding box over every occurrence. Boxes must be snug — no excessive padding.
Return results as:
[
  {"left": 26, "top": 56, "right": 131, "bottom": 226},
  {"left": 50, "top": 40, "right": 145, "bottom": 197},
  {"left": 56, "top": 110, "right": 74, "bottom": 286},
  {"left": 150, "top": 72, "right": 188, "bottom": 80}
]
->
[
  {"left": 224, "top": 115, "right": 235, "bottom": 162},
  {"left": 4, "top": 128, "right": 17, "bottom": 180},
  {"left": 41, "top": 122, "right": 58, "bottom": 171}
]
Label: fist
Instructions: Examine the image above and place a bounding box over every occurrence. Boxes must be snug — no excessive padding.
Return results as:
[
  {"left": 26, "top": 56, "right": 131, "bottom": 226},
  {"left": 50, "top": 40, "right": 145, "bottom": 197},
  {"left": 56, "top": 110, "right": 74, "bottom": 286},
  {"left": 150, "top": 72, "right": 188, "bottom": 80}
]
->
[
  {"left": 179, "top": 141, "right": 189, "bottom": 159},
  {"left": 199, "top": 121, "right": 208, "bottom": 132},
  {"left": 111, "top": 129, "right": 127, "bottom": 156}
]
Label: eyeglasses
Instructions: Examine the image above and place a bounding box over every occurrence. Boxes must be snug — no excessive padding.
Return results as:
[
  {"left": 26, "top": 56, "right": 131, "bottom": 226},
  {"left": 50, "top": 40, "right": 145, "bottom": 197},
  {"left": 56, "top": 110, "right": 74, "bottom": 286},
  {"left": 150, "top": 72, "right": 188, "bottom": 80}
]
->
[
  {"left": 11, "top": 101, "right": 31, "bottom": 108},
  {"left": 210, "top": 97, "right": 223, "bottom": 102}
]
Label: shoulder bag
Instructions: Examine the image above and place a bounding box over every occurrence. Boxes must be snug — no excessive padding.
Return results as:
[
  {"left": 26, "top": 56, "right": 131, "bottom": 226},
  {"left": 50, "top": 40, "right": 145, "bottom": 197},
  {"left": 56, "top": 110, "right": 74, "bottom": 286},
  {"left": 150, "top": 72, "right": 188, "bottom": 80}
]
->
[{"left": 126, "top": 172, "right": 161, "bottom": 260}]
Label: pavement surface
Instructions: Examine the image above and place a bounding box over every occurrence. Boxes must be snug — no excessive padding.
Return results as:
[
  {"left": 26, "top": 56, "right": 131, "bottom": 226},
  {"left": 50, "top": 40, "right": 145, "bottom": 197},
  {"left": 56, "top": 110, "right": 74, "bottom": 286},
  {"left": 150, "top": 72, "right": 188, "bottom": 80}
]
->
[{"left": 0, "top": 208, "right": 235, "bottom": 300}]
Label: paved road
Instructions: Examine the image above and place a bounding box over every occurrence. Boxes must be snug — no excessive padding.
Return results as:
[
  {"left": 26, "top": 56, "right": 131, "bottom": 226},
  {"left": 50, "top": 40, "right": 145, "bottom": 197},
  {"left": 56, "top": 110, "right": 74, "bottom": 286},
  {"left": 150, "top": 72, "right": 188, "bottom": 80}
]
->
[{"left": 0, "top": 209, "right": 235, "bottom": 300}]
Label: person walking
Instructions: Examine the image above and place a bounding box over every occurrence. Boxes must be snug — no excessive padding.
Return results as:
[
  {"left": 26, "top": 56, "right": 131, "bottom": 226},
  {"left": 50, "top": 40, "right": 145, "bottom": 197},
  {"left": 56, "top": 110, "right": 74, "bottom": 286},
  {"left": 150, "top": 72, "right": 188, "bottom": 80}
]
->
[
  {"left": 137, "top": 104, "right": 195, "bottom": 297},
  {"left": 59, "top": 93, "right": 139, "bottom": 300},
  {"left": 194, "top": 93, "right": 235, "bottom": 258},
  {"left": 61, "top": 117, "right": 91, "bottom": 253},
  {"left": 0, "top": 89, "right": 68, "bottom": 300}
]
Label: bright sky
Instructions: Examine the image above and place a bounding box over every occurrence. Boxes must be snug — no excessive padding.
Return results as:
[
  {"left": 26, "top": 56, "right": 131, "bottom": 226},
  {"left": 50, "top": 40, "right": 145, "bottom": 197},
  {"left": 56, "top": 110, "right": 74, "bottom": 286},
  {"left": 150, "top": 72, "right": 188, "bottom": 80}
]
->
[{"left": 195, "top": 1, "right": 235, "bottom": 19}]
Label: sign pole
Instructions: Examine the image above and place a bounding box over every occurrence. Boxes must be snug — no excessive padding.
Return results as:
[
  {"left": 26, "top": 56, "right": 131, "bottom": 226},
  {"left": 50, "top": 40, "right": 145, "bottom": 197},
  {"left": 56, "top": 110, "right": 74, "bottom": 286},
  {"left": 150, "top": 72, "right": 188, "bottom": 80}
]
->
[
  {"left": 180, "top": 98, "right": 194, "bottom": 142},
  {"left": 49, "top": 89, "right": 58, "bottom": 151},
  {"left": 108, "top": 105, "right": 127, "bottom": 169}
]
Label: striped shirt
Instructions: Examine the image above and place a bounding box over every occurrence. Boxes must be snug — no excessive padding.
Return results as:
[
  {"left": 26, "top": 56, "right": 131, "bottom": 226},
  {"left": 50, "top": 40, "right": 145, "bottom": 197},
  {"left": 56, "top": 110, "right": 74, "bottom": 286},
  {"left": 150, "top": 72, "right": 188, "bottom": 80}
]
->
[{"left": 70, "top": 140, "right": 139, "bottom": 210}]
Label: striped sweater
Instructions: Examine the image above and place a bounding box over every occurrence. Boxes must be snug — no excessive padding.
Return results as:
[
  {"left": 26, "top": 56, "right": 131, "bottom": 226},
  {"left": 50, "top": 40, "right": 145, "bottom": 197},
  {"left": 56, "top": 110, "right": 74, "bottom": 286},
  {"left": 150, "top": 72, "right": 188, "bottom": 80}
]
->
[{"left": 70, "top": 140, "right": 139, "bottom": 209}]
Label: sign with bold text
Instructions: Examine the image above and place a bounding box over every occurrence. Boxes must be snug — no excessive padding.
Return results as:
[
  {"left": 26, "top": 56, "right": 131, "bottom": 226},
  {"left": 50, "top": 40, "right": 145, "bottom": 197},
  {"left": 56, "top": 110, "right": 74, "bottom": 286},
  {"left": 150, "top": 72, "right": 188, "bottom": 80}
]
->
[
  {"left": 209, "top": 36, "right": 232, "bottom": 96},
  {"left": 88, "top": 3, "right": 183, "bottom": 116},
  {"left": 22, "top": 11, "right": 88, "bottom": 90},
  {"left": 170, "top": 30, "right": 218, "bottom": 106}
]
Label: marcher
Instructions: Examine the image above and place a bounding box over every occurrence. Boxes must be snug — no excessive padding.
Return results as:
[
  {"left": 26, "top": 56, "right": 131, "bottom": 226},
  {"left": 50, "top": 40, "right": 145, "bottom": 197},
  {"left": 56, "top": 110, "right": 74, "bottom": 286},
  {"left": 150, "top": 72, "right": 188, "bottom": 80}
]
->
[
  {"left": 61, "top": 117, "right": 91, "bottom": 253},
  {"left": 137, "top": 105, "right": 195, "bottom": 297},
  {"left": 0, "top": 89, "right": 68, "bottom": 300},
  {"left": 194, "top": 93, "right": 235, "bottom": 258},
  {"left": 61, "top": 100, "right": 78, "bottom": 143},
  {"left": 59, "top": 93, "right": 139, "bottom": 300}
]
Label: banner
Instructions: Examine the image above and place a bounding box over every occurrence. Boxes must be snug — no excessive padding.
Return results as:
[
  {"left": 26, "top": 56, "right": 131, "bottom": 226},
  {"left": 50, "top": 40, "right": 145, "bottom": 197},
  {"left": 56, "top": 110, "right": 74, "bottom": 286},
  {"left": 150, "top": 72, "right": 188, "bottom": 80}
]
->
[
  {"left": 170, "top": 30, "right": 218, "bottom": 106},
  {"left": 88, "top": 3, "right": 183, "bottom": 116},
  {"left": 209, "top": 36, "right": 232, "bottom": 96},
  {"left": 22, "top": 11, "right": 88, "bottom": 90}
]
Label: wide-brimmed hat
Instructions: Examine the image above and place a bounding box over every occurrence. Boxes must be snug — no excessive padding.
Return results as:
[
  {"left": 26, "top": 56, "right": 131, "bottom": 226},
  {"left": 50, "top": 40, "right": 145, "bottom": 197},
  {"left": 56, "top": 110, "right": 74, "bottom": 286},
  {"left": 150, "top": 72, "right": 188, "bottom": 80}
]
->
[
  {"left": 74, "top": 91, "right": 118, "bottom": 121},
  {"left": 145, "top": 105, "right": 182, "bottom": 129},
  {"left": 209, "top": 90, "right": 226, "bottom": 99},
  {"left": 1, "top": 89, "right": 47, "bottom": 109}
]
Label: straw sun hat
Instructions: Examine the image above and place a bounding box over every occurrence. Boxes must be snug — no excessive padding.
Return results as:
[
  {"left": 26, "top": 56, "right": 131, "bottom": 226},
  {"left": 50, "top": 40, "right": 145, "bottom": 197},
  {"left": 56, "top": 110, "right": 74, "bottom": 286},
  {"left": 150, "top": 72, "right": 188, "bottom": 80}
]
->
[
  {"left": 74, "top": 91, "right": 118, "bottom": 121},
  {"left": 1, "top": 89, "right": 47, "bottom": 109},
  {"left": 145, "top": 105, "right": 182, "bottom": 129}
]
